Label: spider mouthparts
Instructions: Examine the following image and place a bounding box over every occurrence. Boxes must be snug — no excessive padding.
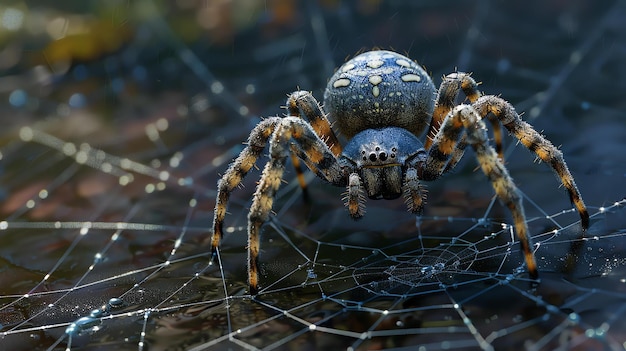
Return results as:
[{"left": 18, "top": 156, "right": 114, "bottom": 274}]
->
[{"left": 361, "top": 165, "right": 403, "bottom": 200}]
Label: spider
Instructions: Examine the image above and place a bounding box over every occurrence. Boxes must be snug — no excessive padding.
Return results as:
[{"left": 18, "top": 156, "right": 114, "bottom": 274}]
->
[{"left": 211, "top": 50, "right": 588, "bottom": 294}]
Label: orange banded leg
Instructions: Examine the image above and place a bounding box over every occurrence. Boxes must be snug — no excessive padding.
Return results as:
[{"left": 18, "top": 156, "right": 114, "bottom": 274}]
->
[
  {"left": 287, "top": 91, "right": 342, "bottom": 156},
  {"left": 246, "top": 117, "right": 345, "bottom": 293},
  {"left": 403, "top": 168, "right": 427, "bottom": 214},
  {"left": 441, "top": 134, "right": 468, "bottom": 174},
  {"left": 458, "top": 106, "right": 537, "bottom": 279},
  {"left": 211, "top": 118, "right": 281, "bottom": 255},
  {"left": 429, "top": 105, "right": 538, "bottom": 279},
  {"left": 343, "top": 173, "right": 365, "bottom": 218},
  {"left": 422, "top": 104, "right": 466, "bottom": 180},
  {"left": 437, "top": 73, "right": 494, "bottom": 172},
  {"left": 289, "top": 143, "right": 337, "bottom": 202},
  {"left": 458, "top": 74, "right": 504, "bottom": 160},
  {"left": 424, "top": 73, "right": 482, "bottom": 151},
  {"left": 287, "top": 91, "right": 343, "bottom": 199},
  {"left": 487, "top": 114, "right": 505, "bottom": 160},
  {"left": 247, "top": 153, "right": 288, "bottom": 294},
  {"left": 289, "top": 152, "right": 309, "bottom": 200},
  {"left": 442, "top": 118, "right": 500, "bottom": 173},
  {"left": 473, "top": 95, "right": 589, "bottom": 230}
]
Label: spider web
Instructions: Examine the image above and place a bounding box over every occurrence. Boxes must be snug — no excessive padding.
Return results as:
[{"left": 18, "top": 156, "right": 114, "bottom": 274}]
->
[{"left": 1, "top": 1, "right": 625, "bottom": 350}]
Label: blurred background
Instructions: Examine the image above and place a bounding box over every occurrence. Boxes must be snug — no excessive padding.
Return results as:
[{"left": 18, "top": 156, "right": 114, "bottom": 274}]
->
[{"left": 0, "top": 0, "right": 625, "bottom": 350}]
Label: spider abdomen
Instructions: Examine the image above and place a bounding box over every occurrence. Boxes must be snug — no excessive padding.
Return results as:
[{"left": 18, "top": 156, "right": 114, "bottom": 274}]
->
[{"left": 324, "top": 50, "right": 436, "bottom": 139}]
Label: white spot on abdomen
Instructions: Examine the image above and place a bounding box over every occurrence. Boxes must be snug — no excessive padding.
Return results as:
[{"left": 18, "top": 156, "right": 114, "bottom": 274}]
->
[
  {"left": 333, "top": 78, "right": 351, "bottom": 88},
  {"left": 401, "top": 74, "right": 421, "bottom": 82},
  {"left": 341, "top": 63, "right": 356, "bottom": 72},
  {"left": 369, "top": 75, "right": 382, "bottom": 85},
  {"left": 367, "top": 59, "right": 384, "bottom": 69},
  {"left": 372, "top": 86, "right": 380, "bottom": 97},
  {"left": 395, "top": 59, "right": 411, "bottom": 68}
]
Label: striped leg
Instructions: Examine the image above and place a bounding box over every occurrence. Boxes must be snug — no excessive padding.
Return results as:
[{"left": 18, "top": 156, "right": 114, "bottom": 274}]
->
[
  {"left": 426, "top": 73, "right": 502, "bottom": 174},
  {"left": 458, "top": 74, "right": 506, "bottom": 160},
  {"left": 473, "top": 95, "right": 589, "bottom": 230},
  {"left": 424, "top": 73, "right": 482, "bottom": 150},
  {"left": 423, "top": 105, "right": 538, "bottom": 279},
  {"left": 403, "top": 167, "right": 428, "bottom": 215},
  {"left": 289, "top": 153, "right": 310, "bottom": 200},
  {"left": 246, "top": 116, "right": 345, "bottom": 293},
  {"left": 211, "top": 118, "right": 281, "bottom": 255},
  {"left": 287, "top": 91, "right": 342, "bottom": 197},
  {"left": 287, "top": 91, "right": 342, "bottom": 156},
  {"left": 343, "top": 173, "right": 365, "bottom": 218}
]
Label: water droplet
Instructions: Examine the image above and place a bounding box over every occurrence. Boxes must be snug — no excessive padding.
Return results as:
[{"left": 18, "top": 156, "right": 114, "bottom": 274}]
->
[
  {"left": 65, "top": 324, "right": 77, "bottom": 335},
  {"left": 65, "top": 316, "right": 101, "bottom": 335},
  {"left": 75, "top": 316, "right": 99, "bottom": 328},
  {"left": 108, "top": 297, "right": 123, "bottom": 308},
  {"left": 90, "top": 309, "right": 103, "bottom": 318}
]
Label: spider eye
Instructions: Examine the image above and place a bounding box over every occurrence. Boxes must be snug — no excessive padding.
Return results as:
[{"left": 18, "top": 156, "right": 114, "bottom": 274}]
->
[
  {"left": 369, "top": 153, "right": 377, "bottom": 162},
  {"left": 379, "top": 152, "right": 388, "bottom": 161}
]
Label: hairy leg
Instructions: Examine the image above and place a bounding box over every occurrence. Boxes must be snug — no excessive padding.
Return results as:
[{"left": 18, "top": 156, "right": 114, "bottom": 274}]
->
[
  {"left": 423, "top": 105, "right": 538, "bottom": 279},
  {"left": 246, "top": 117, "right": 345, "bottom": 293},
  {"left": 343, "top": 173, "right": 365, "bottom": 218},
  {"left": 473, "top": 95, "right": 589, "bottom": 229},
  {"left": 211, "top": 118, "right": 281, "bottom": 254},
  {"left": 424, "top": 73, "right": 482, "bottom": 150},
  {"left": 287, "top": 91, "right": 342, "bottom": 156},
  {"left": 287, "top": 91, "right": 343, "bottom": 197},
  {"left": 403, "top": 167, "right": 428, "bottom": 215}
]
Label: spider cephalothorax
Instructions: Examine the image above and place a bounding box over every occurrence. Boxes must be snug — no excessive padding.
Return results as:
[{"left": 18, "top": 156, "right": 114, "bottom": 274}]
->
[
  {"left": 211, "top": 50, "right": 589, "bottom": 294},
  {"left": 341, "top": 127, "right": 426, "bottom": 202}
]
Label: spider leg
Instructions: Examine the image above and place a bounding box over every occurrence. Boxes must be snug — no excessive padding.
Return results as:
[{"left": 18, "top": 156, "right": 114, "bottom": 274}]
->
[
  {"left": 473, "top": 95, "right": 589, "bottom": 230},
  {"left": 246, "top": 116, "right": 345, "bottom": 293},
  {"left": 461, "top": 74, "right": 506, "bottom": 160},
  {"left": 343, "top": 173, "right": 365, "bottom": 218},
  {"left": 403, "top": 167, "right": 427, "bottom": 214},
  {"left": 422, "top": 105, "right": 538, "bottom": 279},
  {"left": 289, "top": 152, "right": 310, "bottom": 201},
  {"left": 293, "top": 146, "right": 366, "bottom": 219},
  {"left": 289, "top": 143, "right": 340, "bottom": 203},
  {"left": 287, "top": 91, "right": 343, "bottom": 198},
  {"left": 426, "top": 73, "right": 505, "bottom": 171},
  {"left": 287, "top": 91, "right": 342, "bottom": 155},
  {"left": 211, "top": 117, "right": 281, "bottom": 255},
  {"left": 424, "top": 73, "right": 481, "bottom": 149}
]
